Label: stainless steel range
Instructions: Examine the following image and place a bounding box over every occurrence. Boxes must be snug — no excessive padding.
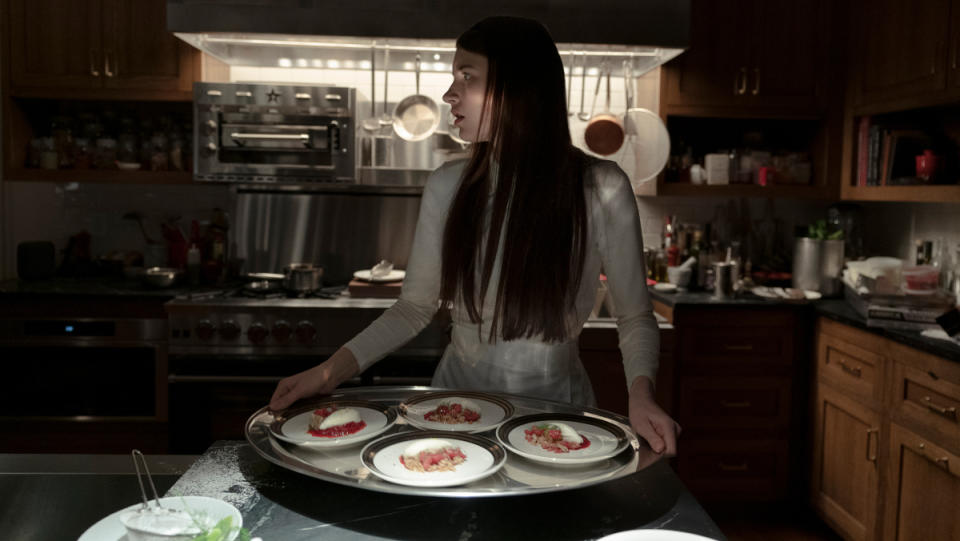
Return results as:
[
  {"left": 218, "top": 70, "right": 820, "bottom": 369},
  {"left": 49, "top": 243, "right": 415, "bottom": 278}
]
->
[{"left": 164, "top": 290, "right": 448, "bottom": 452}]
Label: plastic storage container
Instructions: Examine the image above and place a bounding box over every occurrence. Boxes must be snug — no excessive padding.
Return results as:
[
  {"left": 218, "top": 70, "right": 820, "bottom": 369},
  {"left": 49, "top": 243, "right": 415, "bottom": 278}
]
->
[{"left": 902, "top": 265, "right": 939, "bottom": 295}]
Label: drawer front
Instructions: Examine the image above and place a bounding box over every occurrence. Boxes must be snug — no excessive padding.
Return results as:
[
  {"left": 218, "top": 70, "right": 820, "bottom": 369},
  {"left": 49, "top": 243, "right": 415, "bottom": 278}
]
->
[
  {"left": 679, "top": 377, "right": 791, "bottom": 430},
  {"left": 816, "top": 332, "right": 882, "bottom": 403},
  {"left": 680, "top": 328, "right": 794, "bottom": 370},
  {"left": 893, "top": 362, "right": 960, "bottom": 454},
  {"left": 678, "top": 439, "right": 789, "bottom": 500}
]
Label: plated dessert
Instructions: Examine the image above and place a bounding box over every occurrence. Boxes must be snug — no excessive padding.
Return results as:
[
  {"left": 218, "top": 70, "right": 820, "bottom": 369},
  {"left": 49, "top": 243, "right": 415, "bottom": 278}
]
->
[
  {"left": 308, "top": 406, "right": 367, "bottom": 438},
  {"left": 361, "top": 430, "right": 507, "bottom": 488},
  {"left": 423, "top": 397, "right": 483, "bottom": 424},
  {"left": 270, "top": 400, "right": 396, "bottom": 448},
  {"left": 399, "top": 391, "right": 514, "bottom": 433},
  {"left": 399, "top": 438, "right": 467, "bottom": 472},
  {"left": 524, "top": 421, "right": 592, "bottom": 453}
]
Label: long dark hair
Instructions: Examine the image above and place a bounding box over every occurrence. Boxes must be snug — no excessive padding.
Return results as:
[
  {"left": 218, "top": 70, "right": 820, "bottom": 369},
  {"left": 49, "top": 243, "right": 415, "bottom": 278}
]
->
[{"left": 439, "top": 16, "right": 589, "bottom": 343}]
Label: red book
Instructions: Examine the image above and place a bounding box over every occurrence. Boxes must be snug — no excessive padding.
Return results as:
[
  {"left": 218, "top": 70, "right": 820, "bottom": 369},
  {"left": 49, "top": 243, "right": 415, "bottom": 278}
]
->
[{"left": 857, "top": 116, "right": 870, "bottom": 186}]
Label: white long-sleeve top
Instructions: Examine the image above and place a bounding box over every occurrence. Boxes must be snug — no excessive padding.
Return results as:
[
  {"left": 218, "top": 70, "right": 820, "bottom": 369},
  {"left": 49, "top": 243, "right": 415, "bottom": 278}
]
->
[{"left": 344, "top": 157, "right": 660, "bottom": 405}]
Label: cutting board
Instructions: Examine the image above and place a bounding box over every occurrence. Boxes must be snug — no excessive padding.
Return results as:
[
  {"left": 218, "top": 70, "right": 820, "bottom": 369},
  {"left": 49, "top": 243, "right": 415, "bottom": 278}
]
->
[{"left": 348, "top": 279, "right": 402, "bottom": 298}]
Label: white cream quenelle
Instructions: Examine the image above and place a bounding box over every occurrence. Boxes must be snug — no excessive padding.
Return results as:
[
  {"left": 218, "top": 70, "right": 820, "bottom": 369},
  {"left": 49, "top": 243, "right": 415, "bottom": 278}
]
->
[
  {"left": 318, "top": 408, "right": 361, "bottom": 429},
  {"left": 345, "top": 158, "right": 660, "bottom": 406},
  {"left": 549, "top": 422, "right": 584, "bottom": 445},
  {"left": 403, "top": 438, "right": 455, "bottom": 458},
  {"left": 439, "top": 397, "right": 481, "bottom": 412}
]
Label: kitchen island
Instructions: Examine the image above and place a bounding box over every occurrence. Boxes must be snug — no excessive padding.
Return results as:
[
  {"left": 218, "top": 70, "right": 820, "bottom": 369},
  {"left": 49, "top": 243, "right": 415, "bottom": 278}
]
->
[{"left": 1, "top": 441, "right": 725, "bottom": 541}]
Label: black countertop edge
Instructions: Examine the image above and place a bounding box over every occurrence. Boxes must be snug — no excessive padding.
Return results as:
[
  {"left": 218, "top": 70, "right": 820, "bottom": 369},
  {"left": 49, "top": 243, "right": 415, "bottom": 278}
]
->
[
  {"left": 649, "top": 288, "right": 960, "bottom": 363},
  {"left": 0, "top": 277, "right": 202, "bottom": 298},
  {"left": 0, "top": 453, "right": 199, "bottom": 475}
]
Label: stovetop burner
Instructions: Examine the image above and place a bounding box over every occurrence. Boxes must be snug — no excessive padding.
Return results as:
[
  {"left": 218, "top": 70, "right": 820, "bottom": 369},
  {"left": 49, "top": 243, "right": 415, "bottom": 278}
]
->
[{"left": 235, "top": 285, "right": 346, "bottom": 300}]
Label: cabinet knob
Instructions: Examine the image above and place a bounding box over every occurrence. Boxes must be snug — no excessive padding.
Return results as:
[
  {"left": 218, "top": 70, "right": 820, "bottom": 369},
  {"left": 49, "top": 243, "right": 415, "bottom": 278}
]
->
[{"left": 104, "top": 49, "right": 115, "bottom": 78}]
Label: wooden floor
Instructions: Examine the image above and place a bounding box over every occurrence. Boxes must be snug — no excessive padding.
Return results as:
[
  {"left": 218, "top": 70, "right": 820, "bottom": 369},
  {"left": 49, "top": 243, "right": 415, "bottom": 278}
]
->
[{"left": 704, "top": 503, "right": 844, "bottom": 541}]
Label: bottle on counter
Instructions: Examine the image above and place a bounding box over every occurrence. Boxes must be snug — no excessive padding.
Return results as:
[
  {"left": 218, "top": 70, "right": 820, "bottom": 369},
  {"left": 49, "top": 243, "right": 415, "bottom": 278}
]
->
[{"left": 187, "top": 244, "right": 201, "bottom": 286}]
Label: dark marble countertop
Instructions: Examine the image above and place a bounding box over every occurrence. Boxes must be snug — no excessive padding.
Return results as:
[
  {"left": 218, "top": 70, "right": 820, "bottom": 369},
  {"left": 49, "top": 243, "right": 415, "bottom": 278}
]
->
[
  {"left": 165, "top": 441, "right": 725, "bottom": 541},
  {"left": 0, "top": 277, "right": 209, "bottom": 298},
  {"left": 649, "top": 288, "right": 960, "bottom": 363}
]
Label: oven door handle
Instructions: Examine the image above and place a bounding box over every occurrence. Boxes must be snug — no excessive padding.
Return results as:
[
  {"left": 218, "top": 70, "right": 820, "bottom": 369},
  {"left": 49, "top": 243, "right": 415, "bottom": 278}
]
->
[
  {"left": 230, "top": 132, "right": 311, "bottom": 142},
  {"left": 168, "top": 375, "right": 285, "bottom": 384}
]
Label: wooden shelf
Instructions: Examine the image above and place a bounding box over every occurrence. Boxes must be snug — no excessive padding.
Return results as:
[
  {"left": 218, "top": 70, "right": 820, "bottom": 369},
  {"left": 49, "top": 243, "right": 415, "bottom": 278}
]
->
[
  {"left": 841, "top": 183, "right": 960, "bottom": 203},
  {"left": 3, "top": 168, "right": 193, "bottom": 184},
  {"left": 654, "top": 182, "right": 836, "bottom": 199}
]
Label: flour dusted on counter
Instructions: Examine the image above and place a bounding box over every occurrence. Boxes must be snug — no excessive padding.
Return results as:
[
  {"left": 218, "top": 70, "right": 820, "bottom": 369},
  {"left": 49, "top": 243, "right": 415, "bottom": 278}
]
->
[{"left": 167, "top": 443, "right": 261, "bottom": 512}]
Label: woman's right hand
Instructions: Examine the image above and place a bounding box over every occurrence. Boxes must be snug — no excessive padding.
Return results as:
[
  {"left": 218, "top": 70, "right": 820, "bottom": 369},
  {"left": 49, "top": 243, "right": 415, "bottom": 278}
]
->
[{"left": 269, "top": 347, "right": 359, "bottom": 411}]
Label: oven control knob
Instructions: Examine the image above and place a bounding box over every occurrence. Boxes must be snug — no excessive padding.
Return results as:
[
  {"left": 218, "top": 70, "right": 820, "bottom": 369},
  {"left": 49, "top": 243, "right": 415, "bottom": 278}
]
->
[
  {"left": 272, "top": 320, "right": 292, "bottom": 343},
  {"left": 196, "top": 319, "right": 216, "bottom": 341},
  {"left": 247, "top": 322, "right": 268, "bottom": 344},
  {"left": 219, "top": 320, "right": 241, "bottom": 340},
  {"left": 203, "top": 119, "right": 217, "bottom": 135},
  {"left": 295, "top": 321, "right": 317, "bottom": 343},
  {"left": 204, "top": 142, "right": 218, "bottom": 155}
]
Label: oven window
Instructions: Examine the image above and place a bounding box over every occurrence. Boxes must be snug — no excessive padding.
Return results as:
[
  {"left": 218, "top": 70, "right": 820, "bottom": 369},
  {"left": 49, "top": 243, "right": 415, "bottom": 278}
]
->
[{"left": 0, "top": 347, "right": 157, "bottom": 417}]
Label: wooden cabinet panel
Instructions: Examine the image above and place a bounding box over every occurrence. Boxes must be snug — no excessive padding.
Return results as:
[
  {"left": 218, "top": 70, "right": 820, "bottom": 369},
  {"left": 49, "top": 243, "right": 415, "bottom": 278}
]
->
[
  {"left": 678, "top": 438, "right": 789, "bottom": 500},
  {"left": 102, "top": 0, "right": 193, "bottom": 92},
  {"left": 8, "top": 0, "right": 103, "bottom": 89},
  {"left": 891, "top": 361, "right": 960, "bottom": 454},
  {"left": 816, "top": 332, "right": 884, "bottom": 404},
  {"left": 883, "top": 423, "right": 960, "bottom": 541},
  {"left": 662, "top": 0, "right": 749, "bottom": 108},
  {"left": 679, "top": 377, "right": 790, "bottom": 430},
  {"left": 951, "top": 0, "right": 960, "bottom": 89},
  {"left": 750, "top": 0, "right": 825, "bottom": 109},
  {"left": 811, "top": 383, "right": 881, "bottom": 541},
  {"left": 855, "top": 0, "right": 950, "bottom": 106}
]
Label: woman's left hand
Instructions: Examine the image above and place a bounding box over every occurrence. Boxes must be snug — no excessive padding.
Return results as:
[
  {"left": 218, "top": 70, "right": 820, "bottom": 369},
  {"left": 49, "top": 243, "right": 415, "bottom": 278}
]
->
[{"left": 628, "top": 376, "right": 681, "bottom": 456}]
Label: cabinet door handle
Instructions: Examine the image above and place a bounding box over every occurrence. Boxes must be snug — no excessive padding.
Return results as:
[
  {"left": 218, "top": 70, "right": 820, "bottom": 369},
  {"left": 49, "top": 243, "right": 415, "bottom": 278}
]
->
[
  {"left": 924, "top": 396, "right": 958, "bottom": 421},
  {"left": 952, "top": 40, "right": 958, "bottom": 70},
  {"left": 720, "top": 400, "right": 752, "bottom": 409},
  {"left": 104, "top": 49, "right": 115, "bottom": 78},
  {"left": 89, "top": 49, "right": 100, "bottom": 77},
  {"left": 838, "top": 359, "right": 862, "bottom": 378},
  {"left": 751, "top": 67, "right": 760, "bottom": 95},
  {"left": 934, "top": 42, "right": 943, "bottom": 75},
  {"left": 724, "top": 344, "right": 754, "bottom": 351},
  {"left": 735, "top": 67, "right": 747, "bottom": 95},
  {"left": 917, "top": 442, "right": 952, "bottom": 472},
  {"left": 866, "top": 428, "right": 878, "bottom": 463},
  {"left": 718, "top": 461, "right": 748, "bottom": 472}
]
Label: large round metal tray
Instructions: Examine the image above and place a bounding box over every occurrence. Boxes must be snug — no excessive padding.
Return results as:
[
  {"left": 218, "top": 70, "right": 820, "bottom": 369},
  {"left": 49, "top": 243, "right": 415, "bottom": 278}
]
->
[{"left": 245, "top": 386, "right": 659, "bottom": 498}]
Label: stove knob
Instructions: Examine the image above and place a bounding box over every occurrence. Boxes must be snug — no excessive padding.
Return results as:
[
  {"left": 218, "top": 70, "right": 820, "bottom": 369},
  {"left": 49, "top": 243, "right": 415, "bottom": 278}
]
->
[
  {"left": 203, "top": 119, "right": 217, "bottom": 135},
  {"left": 272, "top": 320, "right": 292, "bottom": 343},
  {"left": 219, "top": 320, "right": 241, "bottom": 340},
  {"left": 247, "top": 322, "right": 269, "bottom": 344},
  {"left": 295, "top": 321, "right": 317, "bottom": 344},
  {"left": 196, "top": 320, "right": 216, "bottom": 341}
]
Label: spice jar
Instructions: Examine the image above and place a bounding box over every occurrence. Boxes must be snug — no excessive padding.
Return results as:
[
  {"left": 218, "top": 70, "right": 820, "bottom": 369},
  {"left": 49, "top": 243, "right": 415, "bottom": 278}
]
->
[
  {"left": 149, "top": 133, "right": 169, "bottom": 171},
  {"left": 95, "top": 137, "right": 117, "bottom": 169},
  {"left": 39, "top": 137, "right": 59, "bottom": 170}
]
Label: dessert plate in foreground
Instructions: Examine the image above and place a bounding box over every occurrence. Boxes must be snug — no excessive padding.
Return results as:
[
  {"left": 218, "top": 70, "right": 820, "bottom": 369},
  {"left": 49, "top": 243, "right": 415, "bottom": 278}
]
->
[
  {"left": 361, "top": 431, "right": 507, "bottom": 487},
  {"left": 78, "top": 495, "right": 242, "bottom": 541},
  {"left": 399, "top": 391, "right": 514, "bottom": 433},
  {"left": 497, "top": 413, "right": 631, "bottom": 465},
  {"left": 270, "top": 400, "right": 397, "bottom": 448}
]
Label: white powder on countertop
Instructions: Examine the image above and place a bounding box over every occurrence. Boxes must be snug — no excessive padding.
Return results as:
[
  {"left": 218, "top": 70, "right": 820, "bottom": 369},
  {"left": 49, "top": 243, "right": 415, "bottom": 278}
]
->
[{"left": 166, "top": 445, "right": 261, "bottom": 513}]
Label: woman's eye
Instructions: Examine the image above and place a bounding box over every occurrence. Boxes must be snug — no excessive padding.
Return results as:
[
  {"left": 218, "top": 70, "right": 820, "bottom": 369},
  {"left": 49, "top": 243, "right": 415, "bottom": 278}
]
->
[{"left": 463, "top": 73, "right": 472, "bottom": 81}]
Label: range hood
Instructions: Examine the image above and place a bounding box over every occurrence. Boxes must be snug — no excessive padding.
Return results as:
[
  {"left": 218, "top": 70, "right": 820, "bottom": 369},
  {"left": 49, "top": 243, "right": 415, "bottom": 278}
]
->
[{"left": 168, "top": 0, "right": 688, "bottom": 75}]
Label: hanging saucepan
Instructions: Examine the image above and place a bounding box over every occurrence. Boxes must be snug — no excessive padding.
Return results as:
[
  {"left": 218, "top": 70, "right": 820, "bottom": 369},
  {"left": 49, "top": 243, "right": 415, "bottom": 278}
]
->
[
  {"left": 584, "top": 61, "right": 625, "bottom": 156},
  {"left": 283, "top": 263, "right": 323, "bottom": 294},
  {"left": 392, "top": 53, "right": 440, "bottom": 142}
]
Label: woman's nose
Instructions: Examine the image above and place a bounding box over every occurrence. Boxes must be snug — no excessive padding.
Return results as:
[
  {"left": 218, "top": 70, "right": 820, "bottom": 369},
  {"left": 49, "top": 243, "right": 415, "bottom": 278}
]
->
[{"left": 442, "top": 84, "right": 458, "bottom": 105}]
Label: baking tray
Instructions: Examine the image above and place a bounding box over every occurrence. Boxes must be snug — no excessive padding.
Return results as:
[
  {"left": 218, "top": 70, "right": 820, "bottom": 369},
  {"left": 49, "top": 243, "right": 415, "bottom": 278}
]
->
[{"left": 245, "top": 386, "right": 662, "bottom": 498}]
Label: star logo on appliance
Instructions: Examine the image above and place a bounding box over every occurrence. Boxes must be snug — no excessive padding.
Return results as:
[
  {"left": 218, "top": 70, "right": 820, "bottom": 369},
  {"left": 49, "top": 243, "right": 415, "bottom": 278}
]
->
[{"left": 266, "top": 89, "right": 280, "bottom": 103}]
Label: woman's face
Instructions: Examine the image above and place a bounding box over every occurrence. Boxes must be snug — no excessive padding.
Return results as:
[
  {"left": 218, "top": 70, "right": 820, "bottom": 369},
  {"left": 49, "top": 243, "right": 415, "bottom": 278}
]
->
[{"left": 443, "top": 49, "right": 491, "bottom": 142}]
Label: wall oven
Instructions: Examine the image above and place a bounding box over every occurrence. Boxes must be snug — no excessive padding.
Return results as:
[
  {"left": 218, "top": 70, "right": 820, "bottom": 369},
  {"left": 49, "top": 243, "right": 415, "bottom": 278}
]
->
[
  {"left": 194, "top": 82, "right": 356, "bottom": 183},
  {"left": 0, "top": 317, "right": 168, "bottom": 453}
]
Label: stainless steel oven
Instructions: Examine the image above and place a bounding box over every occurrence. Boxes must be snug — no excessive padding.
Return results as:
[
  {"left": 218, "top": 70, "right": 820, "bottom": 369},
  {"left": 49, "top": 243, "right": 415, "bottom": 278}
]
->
[
  {"left": 194, "top": 82, "right": 356, "bottom": 183},
  {"left": 0, "top": 317, "right": 168, "bottom": 453}
]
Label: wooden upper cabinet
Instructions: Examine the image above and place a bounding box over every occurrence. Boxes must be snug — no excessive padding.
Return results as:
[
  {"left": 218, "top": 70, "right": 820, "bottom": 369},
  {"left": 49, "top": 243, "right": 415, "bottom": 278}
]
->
[
  {"left": 854, "top": 0, "right": 951, "bottom": 108},
  {"left": 663, "top": 0, "right": 828, "bottom": 113},
  {"left": 662, "top": 0, "right": 749, "bottom": 108},
  {"left": 950, "top": 0, "right": 960, "bottom": 88},
  {"left": 102, "top": 0, "right": 192, "bottom": 92},
  {"left": 6, "top": 0, "right": 196, "bottom": 100},
  {"left": 8, "top": 0, "right": 103, "bottom": 89}
]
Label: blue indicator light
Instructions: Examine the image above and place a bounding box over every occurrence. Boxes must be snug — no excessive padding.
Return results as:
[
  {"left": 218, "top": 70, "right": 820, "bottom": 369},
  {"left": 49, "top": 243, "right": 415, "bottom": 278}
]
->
[{"left": 65, "top": 325, "right": 75, "bottom": 333}]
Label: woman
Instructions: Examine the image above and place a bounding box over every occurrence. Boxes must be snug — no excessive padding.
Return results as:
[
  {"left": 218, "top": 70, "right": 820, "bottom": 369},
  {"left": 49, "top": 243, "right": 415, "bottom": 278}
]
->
[{"left": 270, "top": 17, "right": 679, "bottom": 455}]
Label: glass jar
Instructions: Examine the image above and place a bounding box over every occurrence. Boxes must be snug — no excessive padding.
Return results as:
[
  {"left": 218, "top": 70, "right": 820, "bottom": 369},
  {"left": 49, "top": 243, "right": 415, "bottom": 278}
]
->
[
  {"left": 149, "top": 133, "right": 169, "bottom": 171},
  {"left": 95, "top": 137, "right": 117, "bottom": 169},
  {"left": 51, "top": 116, "right": 74, "bottom": 169},
  {"left": 73, "top": 137, "right": 93, "bottom": 169},
  {"left": 39, "top": 137, "right": 59, "bottom": 170}
]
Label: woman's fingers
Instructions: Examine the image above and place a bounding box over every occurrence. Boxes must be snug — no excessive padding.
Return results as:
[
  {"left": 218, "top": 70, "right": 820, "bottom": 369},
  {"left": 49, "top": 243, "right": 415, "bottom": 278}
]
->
[
  {"left": 269, "top": 377, "right": 300, "bottom": 411},
  {"left": 633, "top": 418, "right": 666, "bottom": 454},
  {"left": 653, "top": 416, "right": 678, "bottom": 457}
]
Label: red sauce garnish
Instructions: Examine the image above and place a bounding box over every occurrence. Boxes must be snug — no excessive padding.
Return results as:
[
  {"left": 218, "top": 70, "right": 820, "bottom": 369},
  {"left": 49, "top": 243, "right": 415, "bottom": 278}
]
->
[{"left": 424, "top": 404, "right": 481, "bottom": 423}]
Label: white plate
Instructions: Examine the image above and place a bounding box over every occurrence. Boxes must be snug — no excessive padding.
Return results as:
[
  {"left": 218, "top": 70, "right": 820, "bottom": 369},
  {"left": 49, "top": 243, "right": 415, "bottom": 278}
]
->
[
  {"left": 496, "top": 413, "right": 631, "bottom": 465},
  {"left": 399, "top": 391, "right": 514, "bottom": 433},
  {"left": 270, "top": 400, "right": 397, "bottom": 448},
  {"left": 597, "top": 530, "right": 719, "bottom": 541},
  {"left": 361, "top": 431, "right": 507, "bottom": 487},
  {"left": 78, "top": 495, "right": 242, "bottom": 541},
  {"left": 352, "top": 269, "right": 406, "bottom": 283}
]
